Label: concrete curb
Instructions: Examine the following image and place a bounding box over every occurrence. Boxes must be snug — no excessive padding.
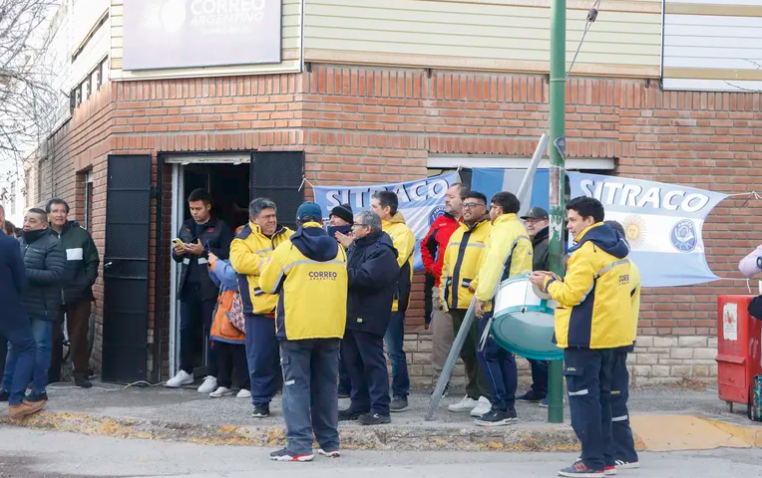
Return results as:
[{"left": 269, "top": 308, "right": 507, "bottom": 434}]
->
[{"left": 0, "top": 410, "right": 580, "bottom": 452}]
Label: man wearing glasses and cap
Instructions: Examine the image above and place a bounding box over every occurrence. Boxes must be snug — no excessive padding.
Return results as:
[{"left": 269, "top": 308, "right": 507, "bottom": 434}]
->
[{"left": 517, "top": 206, "right": 550, "bottom": 407}]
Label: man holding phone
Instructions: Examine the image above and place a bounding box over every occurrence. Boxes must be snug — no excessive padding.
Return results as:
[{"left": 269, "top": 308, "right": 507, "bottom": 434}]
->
[{"left": 167, "top": 189, "right": 234, "bottom": 392}]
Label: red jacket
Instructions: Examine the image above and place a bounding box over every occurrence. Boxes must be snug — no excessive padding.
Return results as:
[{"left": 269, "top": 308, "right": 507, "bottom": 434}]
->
[{"left": 421, "top": 213, "right": 460, "bottom": 287}]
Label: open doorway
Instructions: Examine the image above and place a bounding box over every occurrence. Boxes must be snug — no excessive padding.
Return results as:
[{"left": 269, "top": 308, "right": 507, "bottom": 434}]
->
[{"left": 169, "top": 158, "right": 250, "bottom": 379}]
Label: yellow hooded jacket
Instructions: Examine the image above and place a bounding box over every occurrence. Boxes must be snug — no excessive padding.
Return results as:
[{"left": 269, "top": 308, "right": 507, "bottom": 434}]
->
[
  {"left": 382, "top": 212, "right": 415, "bottom": 313},
  {"left": 259, "top": 222, "right": 348, "bottom": 341},
  {"left": 625, "top": 259, "right": 641, "bottom": 351},
  {"left": 475, "top": 213, "right": 534, "bottom": 307},
  {"left": 229, "top": 223, "right": 294, "bottom": 316},
  {"left": 440, "top": 216, "right": 491, "bottom": 311},
  {"left": 543, "top": 223, "right": 634, "bottom": 349}
]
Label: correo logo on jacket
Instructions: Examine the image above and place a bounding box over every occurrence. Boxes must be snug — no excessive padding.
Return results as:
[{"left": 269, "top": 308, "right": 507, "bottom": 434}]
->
[{"left": 309, "top": 271, "right": 338, "bottom": 280}]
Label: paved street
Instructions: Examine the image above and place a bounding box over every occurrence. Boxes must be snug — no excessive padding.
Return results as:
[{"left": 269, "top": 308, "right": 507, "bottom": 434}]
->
[{"left": 1, "top": 427, "right": 761, "bottom": 478}]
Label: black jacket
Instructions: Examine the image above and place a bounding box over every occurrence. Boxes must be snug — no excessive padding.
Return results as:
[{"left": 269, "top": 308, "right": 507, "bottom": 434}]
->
[
  {"left": 51, "top": 221, "right": 99, "bottom": 304},
  {"left": 0, "top": 230, "right": 28, "bottom": 330},
  {"left": 20, "top": 229, "right": 66, "bottom": 320},
  {"left": 346, "top": 231, "right": 399, "bottom": 337},
  {"left": 172, "top": 217, "right": 234, "bottom": 301},
  {"left": 532, "top": 226, "right": 550, "bottom": 271}
]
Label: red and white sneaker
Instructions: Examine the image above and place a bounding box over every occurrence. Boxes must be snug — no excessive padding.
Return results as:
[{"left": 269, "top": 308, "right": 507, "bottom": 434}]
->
[
  {"left": 558, "top": 462, "right": 605, "bottom": 477},
  {"left": 269, "top": 448, "right": 314, "bottom": 462},
  {"left": 605, "top": 465, "right": 617, "bottom": 475}
]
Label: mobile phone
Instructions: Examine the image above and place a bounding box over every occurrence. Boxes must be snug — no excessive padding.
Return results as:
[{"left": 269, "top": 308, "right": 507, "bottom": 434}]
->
[{"left": 172, "top": 238, "right": 185, "bottom": 248}]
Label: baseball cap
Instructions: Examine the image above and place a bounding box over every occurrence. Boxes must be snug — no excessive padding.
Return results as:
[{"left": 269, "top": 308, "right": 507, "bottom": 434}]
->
[
  {"left": 521, "top": 206, "right": 549, "bottom": 220},
  {"left": 296, "top": 202, "right": 323, "bottom": 222}
]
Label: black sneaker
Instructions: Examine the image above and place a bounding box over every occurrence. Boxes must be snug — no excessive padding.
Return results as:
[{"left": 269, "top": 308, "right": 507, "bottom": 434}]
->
[
  {"left": 474, "top": 408, "right": 518, "bottom": 427},
  {"left": 517, "top": 391, "right": 544, "bottom": 402},
  {"left": 358, "top": 412, "right": 391, "bottom": 426},
  {"left": 252, "top": 404, "right": 270, "bottom": 418},
  {"left": 389, "top": 396, "right": 409, "bottom": 413},
  {"left": 26, "top": 391, "right": 48, "bottom": 403},
  {"left": 0, "top": 390, "right": 9, "bottom": 402},
  {"left": 75, "top": 377, "right": 93, "bottom": 389},
  {"left": 269, "top": 448, "right": 314, "bottom": 462},
  {"left": 338, "top": 408, "right": 367, "bottom": 421}
]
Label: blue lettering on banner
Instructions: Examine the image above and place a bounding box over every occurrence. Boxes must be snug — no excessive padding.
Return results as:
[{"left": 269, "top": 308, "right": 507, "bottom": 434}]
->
[{"left": 670, "top": 220, "right": 697, "bottom": 253}]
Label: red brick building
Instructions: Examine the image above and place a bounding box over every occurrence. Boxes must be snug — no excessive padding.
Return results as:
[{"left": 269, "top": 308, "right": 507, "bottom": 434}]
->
[{"left": 25, "top": 0, "right": 761, "bottom": 385}]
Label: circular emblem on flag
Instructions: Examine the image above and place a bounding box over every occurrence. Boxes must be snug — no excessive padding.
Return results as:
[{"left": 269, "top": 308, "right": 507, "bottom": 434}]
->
[
  {"left": 670, "top": 219, "right": 697, "bottom": 253},
  {"left": 621, "top": 215, "right": 647, "bottom": 249},
  {"left": 429, "top": 205, "right": 446, "bottom": 225}
]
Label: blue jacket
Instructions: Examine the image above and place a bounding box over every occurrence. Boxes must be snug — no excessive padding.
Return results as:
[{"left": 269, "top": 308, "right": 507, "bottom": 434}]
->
[
  {"left": 0, "top": 230, "right": 29, "bottom": 330},
  {"left": 346, "top": 231, "right": 399, "bottom": 337},
  {"left": 208, "top": 259, "right": 246, "bottom": 345}
]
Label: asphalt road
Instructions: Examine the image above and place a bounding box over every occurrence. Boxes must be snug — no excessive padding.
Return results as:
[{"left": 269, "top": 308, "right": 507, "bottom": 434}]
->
[{"left": 1, "top": 427, "right": 761, "bottom": 478}]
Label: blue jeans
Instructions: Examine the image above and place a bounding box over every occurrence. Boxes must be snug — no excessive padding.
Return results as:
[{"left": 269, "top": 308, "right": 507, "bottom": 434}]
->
[
  {"left": 0, "top": 324, "right": 36, "bottom": 406},
  {"left": 384, "top": 311, "right": 409, "bottom": 399},
  {"left": 3, "top": 318, "right": 52, "bottom": 396},
  {"left": 476, "top": 314, "right": 517, "bottom": 411},
  {"left": 280, "top": 338, "right": 340, "bottom": 455},
  {"left": 244, "top": 314, "right": 280, "bottom": 406}
]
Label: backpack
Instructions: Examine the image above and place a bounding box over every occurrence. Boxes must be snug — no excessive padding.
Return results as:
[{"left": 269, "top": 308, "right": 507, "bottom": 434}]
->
[
  {"left": 749, "top": 375, "right": 762, "bottom": 422},
  {"left": 226, "top": 293, "right": 246, "bottom": 333}
]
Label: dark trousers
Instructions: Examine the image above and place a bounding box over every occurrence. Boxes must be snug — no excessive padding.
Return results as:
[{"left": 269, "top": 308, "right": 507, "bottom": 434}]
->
[
  {"left": 0, "top": 324, "right": 36, "bottom": 406},
  {"left": 51, "top": 300, "right": 92, "bottom": 381},
  {"left": 280, "top": 338, "right": 340, "bottom": 455},
  {"left": 450, "top": 309, "right": 490, "bottom": 400},
  {"left": 611, "top": 351, "right": 638, "bottom": 463},
  {"left": 0, "top": 333, "right": 7, "bottom": 382},
  {"left": 214, "top": 341, "right": 249, "bottom": 390},
  {"left": 564, "top": 347, "right": 615, "bottom": 472},
  {"left": 424, "top": 273, "right": 435, "bottom": 326},
  {"left": 384, "top": 311, "right": 410, "bottom": 399},
  {"left": 342, "top": 329, "right": 391, "bottom": 415},
  {"left": 528, "top": 358, "right": 549, "bottom": 398},
  {"left": 180, "top": 286, "right": 217, "bottom": 376},
  {"left": 338, "top": 348, "right": 352, "bottom": 395},
  {"left": 476, "top": 314, "right": 517, "bottom": 411},
  {"left": 245, "top": 314, "right": 280, "bottom": 406}
]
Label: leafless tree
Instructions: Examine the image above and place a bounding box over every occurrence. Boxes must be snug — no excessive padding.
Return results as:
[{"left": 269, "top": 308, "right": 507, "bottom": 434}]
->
[{"left": 0, "top": 0, "right": 59, "bottom": 189}]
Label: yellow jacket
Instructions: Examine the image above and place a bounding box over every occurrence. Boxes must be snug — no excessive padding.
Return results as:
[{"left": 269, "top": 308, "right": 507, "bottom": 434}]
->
[
  {"left": 475, "top": 214, "right": 533, "bottom": 304},
  {"left": 229, "top": 223, "right": 294, "bottom": 316},
  {"left": 627, "top": 259, "right": 641, "bottom": 350},
  {"left": 543, "top": 223, "right": 634, "bottom": 349},
  {"left": 259, "top": 223, "right": 348, "bottom": 341},
  {"left": 383, "top": 212, "right": 415, "bottom": 313},
  {"left": 440, "top": 217, "right": 491, "bottom": 311}
]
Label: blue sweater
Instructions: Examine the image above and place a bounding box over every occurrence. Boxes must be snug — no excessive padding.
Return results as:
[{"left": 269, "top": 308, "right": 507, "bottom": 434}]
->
[{"left": 0, "top": 230, "right": 29, "bottom": 330}]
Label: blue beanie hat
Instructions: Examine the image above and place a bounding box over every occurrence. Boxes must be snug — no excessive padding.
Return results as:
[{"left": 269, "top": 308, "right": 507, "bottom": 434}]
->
[{"left": 296, "top": 202, "right": 323, "bottom": 222}]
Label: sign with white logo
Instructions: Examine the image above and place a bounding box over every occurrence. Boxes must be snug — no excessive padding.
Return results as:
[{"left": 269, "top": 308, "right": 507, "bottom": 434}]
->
[{"left": 123, "top": 0, "right": 282, "bottom": 71}]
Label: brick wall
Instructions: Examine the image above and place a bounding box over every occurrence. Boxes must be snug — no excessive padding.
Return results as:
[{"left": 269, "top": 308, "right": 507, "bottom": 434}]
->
[{"left": 39, "top": 64, "right": 762, "bottom": 382}]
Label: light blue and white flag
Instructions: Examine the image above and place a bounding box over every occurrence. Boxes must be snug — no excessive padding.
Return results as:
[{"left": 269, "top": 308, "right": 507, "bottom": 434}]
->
[
  {"left": 472, "top": 169, "right": 727, "bottom": 288},
  {"left": 313, "top": 173, "right": 459, "bottom": 271}
]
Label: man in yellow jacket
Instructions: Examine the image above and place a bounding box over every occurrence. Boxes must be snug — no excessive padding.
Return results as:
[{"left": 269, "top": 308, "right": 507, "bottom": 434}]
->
[
  {"left": 604, "top": 221, "right": 641, "bottom": 470},
  {"left": 259, "top": 202, "right": 348, "bottom": 462},
  {"left": 371, "top": 191, "right": 415, "bottom": 412},
  {"left": 439, "top": 191, "right": 492, "bottom": 418},
  {"left": 473, "top": 192, "right": 533, "bottom": 427},
  {"left": 230, "top": 198, "right": 293, "bottom": 419},
  {"left": 529, "top": 197, "right": 633, "bottom": 478}
]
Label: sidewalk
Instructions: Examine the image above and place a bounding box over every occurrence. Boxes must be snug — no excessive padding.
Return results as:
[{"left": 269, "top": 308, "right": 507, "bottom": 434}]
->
[{"left": 2, "top": 381, "right": 760, "bottom": 451}]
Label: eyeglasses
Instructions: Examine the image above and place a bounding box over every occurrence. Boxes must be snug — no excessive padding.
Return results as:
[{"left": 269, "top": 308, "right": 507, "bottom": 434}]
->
[
  {"left": 352, "top": 223, "right": 369, "bottom": 228},
  {"left": 462, "top": 202, "right": 486, "bottom": 209}
]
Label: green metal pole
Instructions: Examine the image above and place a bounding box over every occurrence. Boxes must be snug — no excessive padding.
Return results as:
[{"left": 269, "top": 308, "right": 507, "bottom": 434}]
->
[{"left": 547, "top": 0, "right": 567, "bottom": 424}]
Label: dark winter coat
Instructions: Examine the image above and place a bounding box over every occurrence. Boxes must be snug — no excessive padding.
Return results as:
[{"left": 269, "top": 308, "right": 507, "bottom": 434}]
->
[
  {"left": 20, "top": 229, "right": 66, "bottom": 320},
  {"left": 172, "top": 217, "right": 234, "bottom": 301},
  {"left": 346, "top": 231, "right": 399, "bottom": 337},
  {"left": 532, "top": 226, "right": 550, "bottom": 271},
  {"left": 0, "top": 230, "right": 28, "bottom": 330},
  {"left": 51, "top": 221, "right": 99, "bottom": 304}
]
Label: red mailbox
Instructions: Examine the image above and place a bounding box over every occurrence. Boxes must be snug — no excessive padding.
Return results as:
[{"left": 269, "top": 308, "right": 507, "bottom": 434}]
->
[{"left": 716, "top": 295, "right": 762, "bottom": 412}]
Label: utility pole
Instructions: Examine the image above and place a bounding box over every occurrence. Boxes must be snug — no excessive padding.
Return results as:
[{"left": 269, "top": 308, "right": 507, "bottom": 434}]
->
[{"left": 547, "top": 0, "right": 567, "bottom": 424}]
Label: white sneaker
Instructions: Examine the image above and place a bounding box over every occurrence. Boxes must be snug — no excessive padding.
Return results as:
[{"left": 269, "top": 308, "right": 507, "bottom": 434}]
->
[
  {"left": 470, "top": 396, "right": 492, "bottom": 417},
  {"left": 448, "top": 395, "right": 479, "bottom": 412},
  {"left": 236, "top": 389, "right": 252, "bottom": 399},
  {"left": 197, "top": 376, "right": 217, "bottom": 394},
  {"left": 209, "top": 386, "right": 235, "bottom": 398},
  {"left": 165, "top": 370, "right": 194, "bottom": 388}
]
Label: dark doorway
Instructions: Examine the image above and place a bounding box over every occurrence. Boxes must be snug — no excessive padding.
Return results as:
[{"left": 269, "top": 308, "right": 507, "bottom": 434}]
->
[{"left": 102, "top": 155, "right": 151, "bottom": 383}]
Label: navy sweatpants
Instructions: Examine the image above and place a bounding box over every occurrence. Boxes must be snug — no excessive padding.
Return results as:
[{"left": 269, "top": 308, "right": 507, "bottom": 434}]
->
[
  {"left": 244, "top": 314, "right": 280, "bottom": 407},
  {"left": 611, "top": 351, "right": 638, "bottom": 463},
  {"left": 564, "top": 347, "right": 615, "bottom": 472}
]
